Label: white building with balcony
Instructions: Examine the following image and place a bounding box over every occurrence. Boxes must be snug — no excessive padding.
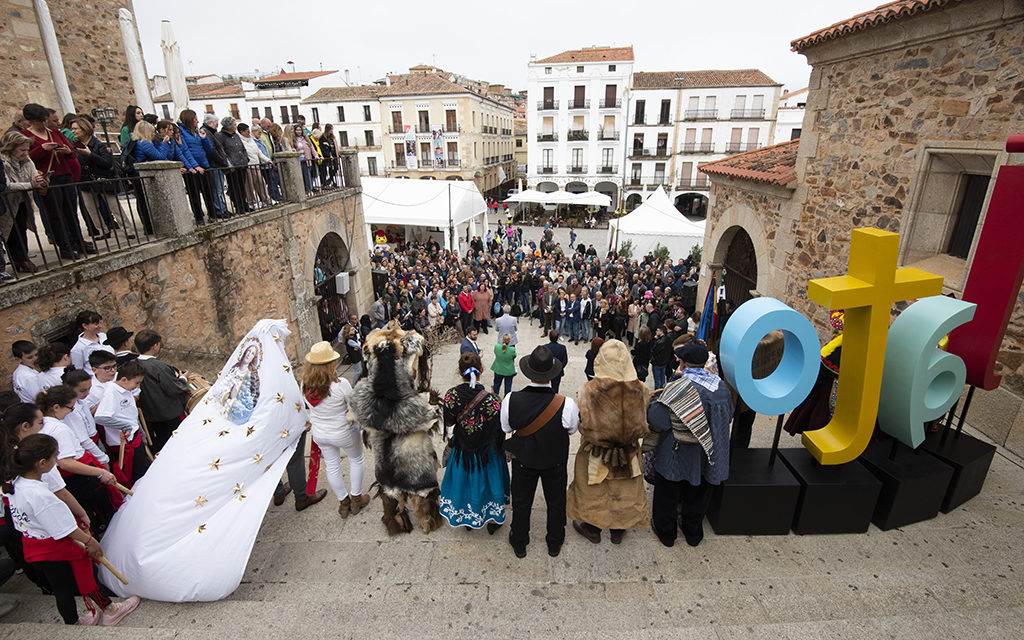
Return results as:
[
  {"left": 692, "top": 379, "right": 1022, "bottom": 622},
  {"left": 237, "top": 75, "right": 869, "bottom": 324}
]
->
[
  {"left": 526, "top": 46, "right": 634, "bottom": 208},
  {"left": 302, "top": 86, "right": 385, "bottom": 176},
  {"left": 624, "top": 70, "right": 782, "bottom": 217},
  {"left": 241, "top": 70, "right": 341, "bottom": 128},
  {"left": 772, "top": 87, "right": 808, "bottom": 144}
]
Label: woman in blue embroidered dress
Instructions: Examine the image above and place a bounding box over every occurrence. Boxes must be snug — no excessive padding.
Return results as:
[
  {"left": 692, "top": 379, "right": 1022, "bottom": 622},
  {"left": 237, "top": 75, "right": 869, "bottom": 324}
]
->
[{"left": 439, "top": 352, "right": 509, "bottom": 533}]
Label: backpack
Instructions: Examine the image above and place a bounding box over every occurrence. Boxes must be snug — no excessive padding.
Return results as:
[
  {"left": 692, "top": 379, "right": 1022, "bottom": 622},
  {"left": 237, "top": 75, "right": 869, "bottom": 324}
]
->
[{"left": 118, "top": 139, "right": 137, "bottom": 175}]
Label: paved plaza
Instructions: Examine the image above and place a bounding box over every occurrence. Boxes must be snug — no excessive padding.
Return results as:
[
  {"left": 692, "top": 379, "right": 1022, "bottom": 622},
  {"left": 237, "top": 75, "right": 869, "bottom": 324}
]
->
[{"left": 2, "top": 224, "right": 1022, "bottom": 638}]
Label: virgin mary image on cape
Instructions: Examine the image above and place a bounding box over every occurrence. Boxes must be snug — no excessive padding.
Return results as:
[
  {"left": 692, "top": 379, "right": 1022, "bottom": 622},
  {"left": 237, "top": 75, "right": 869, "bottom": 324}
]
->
[{"left": 218, "top": 342, "right": 261, "bottom": 424}]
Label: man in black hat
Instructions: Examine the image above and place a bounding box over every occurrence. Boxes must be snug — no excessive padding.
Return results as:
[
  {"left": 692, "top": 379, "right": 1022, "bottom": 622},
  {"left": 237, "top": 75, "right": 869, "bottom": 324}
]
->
[
  {"left": 103, "top": 326, "right": 137, "bottom": 367},
  {"left": 500, "top": 345, "right": 579, "bottom": 559}
]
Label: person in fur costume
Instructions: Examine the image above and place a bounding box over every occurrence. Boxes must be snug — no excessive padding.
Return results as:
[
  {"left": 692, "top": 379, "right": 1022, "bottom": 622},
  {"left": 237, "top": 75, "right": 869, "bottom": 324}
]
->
[
  {"left": 347, "top": 321, "right": 443, "bottom": 535},
  {"left": 566, "top": 339, "right": 650, "bottom": 545}
]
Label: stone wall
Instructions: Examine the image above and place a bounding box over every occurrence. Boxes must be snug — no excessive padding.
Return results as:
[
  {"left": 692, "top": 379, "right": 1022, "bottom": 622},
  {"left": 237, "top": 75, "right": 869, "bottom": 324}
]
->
[
  {"left": 0, "top": 0, "right": 141, "bottom": 123},
  {"left": 0, "top": 190, "right": 374, "bottom": 385},
  {"left": 700, "top": 0, "right": 1024, "bottom": 455}
]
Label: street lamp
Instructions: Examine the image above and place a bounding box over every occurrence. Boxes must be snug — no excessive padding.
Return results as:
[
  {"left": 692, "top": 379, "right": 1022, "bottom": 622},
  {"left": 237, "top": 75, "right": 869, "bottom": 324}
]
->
[{"left": 91, "top": 106, "right": 120, "bottom": 174}]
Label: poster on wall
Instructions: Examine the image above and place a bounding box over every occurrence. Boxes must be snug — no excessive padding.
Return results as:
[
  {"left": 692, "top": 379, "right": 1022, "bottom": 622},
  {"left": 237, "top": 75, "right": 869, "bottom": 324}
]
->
[
  {"left": 404, "top": 125, "right": 418, "bottom": 170},
  {"left": 432, "top": 126, "right": 445, "bottom": 169}
]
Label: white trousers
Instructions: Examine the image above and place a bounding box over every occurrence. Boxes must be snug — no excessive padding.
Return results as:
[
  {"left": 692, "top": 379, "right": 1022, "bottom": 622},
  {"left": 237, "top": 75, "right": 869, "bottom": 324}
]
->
[{"left": 313, "top": 426, "right": 365, "bottom": 501}]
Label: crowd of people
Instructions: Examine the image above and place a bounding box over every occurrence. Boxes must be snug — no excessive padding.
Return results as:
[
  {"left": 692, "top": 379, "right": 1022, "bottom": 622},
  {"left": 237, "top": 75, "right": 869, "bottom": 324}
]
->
[
  {"left": 1, "top": 103, "right": 346, "bottom": 282},
  {"left": 1, "top": 310, "right": 192, "bottom": 625}
]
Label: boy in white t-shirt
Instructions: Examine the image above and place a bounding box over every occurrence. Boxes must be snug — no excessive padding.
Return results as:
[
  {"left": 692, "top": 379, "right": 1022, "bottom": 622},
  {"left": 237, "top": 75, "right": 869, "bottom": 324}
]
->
[
  {"left": 93, "top": 360, "right": 149, "bottom": 484},
  {"left": 69, "top": 310, "right": 114, "bottom": 375},
  {"left": 60, "top": 369, "right": 109, "bottom": 465},
  {"left": 11, "top": 340, "right": 40, "bottom": 403}
]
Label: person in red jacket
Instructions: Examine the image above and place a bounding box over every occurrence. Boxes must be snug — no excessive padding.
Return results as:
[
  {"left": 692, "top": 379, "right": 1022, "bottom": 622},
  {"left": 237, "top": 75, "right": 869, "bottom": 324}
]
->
[
  {"left": 20, "top": 103, "right": 89, "bottom": 260},
  {"left": 457, "top": 284, "right": 475, "bottom": 336}
]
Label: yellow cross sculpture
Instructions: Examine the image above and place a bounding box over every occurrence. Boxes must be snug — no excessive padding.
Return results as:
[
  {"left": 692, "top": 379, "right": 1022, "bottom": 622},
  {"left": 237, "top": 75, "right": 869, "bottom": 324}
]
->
[{"left": 804, "top": 228, "right": 943, "bottom": 464}]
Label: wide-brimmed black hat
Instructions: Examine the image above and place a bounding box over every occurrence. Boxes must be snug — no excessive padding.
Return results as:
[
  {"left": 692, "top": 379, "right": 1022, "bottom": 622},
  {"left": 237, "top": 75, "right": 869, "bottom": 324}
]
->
[
  {"left": 519, "top": 345, "right": 563, "bottom": 382},
  {"left": 103, "top": 326, "right": 133, "bottom": 347}
]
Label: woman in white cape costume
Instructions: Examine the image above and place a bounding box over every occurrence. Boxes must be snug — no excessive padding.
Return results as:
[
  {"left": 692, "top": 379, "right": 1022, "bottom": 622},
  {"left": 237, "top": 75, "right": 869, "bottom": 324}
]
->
[{"left": 99, "top": 320, "right": 308, "bottom": 602}]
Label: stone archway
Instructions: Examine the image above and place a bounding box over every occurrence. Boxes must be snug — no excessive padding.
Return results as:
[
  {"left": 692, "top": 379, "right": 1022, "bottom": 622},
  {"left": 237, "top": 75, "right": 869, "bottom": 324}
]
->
[
  {"left": 565, "top": 181, "right": 588, "bottom": 193},
  {"left": 537, "top": 181, "right": 558, "bottom": 193},
  {"left": 595, "top": 181, "right": 618, "bottom": 210},
  {"left": 674, "top": 192, "right": 709, "bottom": 219},
  {"left": 625, "top": 193, "right": 643, "bottom": 211},
  {"left": 720, "top": 226, "right": 757, "bottom": 307},
  {"left": 314, "top": 232, "right": 351, "bottom": 342}
]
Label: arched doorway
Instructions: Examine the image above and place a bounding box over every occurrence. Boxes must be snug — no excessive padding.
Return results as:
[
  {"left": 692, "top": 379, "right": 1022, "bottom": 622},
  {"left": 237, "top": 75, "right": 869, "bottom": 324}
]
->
[
  {"left": 565, "top": 181, "right": 588, "bottom": 193},
  {"left": 314, "top": 232, "right": 351, "bottom": 342},
  {"left": 674, "top": 193, "right": 708, "bottom": 219},
  {"left": 722, "top": 226, "right": 757, "bottom": 307},
  {"left": 625, "top": 193, "right": 642, "bottom": 211},
  {"left": 537, "top": 181, "right": 558, "bottom": 193},
  {"left": 595, "top": 181, "right": 617, "bottom": 211}
]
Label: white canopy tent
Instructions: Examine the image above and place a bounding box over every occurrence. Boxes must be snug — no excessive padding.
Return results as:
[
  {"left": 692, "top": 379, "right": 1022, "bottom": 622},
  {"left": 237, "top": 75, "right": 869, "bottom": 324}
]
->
[
  {"left": 361, "top": 177, "right": 487, "bottom": 252},
  {"left": 607, "top": 187, "right": 705, "bottom": 260},
  {"left": 503, "top": 190, "right": 611, "bottom": 207}
]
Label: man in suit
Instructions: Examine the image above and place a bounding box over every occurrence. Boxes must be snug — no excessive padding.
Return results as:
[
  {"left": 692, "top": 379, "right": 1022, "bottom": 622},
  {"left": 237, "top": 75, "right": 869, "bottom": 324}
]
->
[
  {"left": 460, "top": 327, "right": 481, "bottom": 357},
  {"left": 501, "top": 345, "right": 579, "bottom": 559},
  {"left": 541, "top": 284, "right": 558, "bottom": 335},
  {"left": 494, "top": 305, "right": 518, "bottom": 346},
  {"left": 545, "top": 330, "right": 568, "bottom": 394}
]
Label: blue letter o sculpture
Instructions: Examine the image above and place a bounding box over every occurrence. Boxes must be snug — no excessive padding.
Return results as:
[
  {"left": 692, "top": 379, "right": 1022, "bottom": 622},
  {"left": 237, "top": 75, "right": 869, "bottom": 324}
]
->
[{"left": 720, "top": 297, "right": 821, "bottom": 416}]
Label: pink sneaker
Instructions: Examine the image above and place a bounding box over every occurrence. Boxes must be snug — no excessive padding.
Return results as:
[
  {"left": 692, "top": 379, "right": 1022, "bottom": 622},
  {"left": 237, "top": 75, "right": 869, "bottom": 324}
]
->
[
  {"left": 76, "top": 608, "right": 100, "bottom": 625},
  {"left": 100, "top": 595, "right": 140, "bottom": 626}
]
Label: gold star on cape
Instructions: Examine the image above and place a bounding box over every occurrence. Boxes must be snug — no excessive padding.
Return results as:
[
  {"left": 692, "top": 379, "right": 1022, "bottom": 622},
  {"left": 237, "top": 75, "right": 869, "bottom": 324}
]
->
[
  {"left": 252, "top": 454, "right": 263, "bottom": 464},
  {"left": 202, "top": 418, "right": 212, "bottom": 426},
  {"left": 197, "top": 524, "right": 207, "bottom": 533},
  {"left": 275, "top": 393, "right": 284, "bottom": 403},
  {"left": 194, "top": 495, "right": 208, "bottom": 507},
  {"left": 280, "top": 429, "right": 290, "bottom": 439},
  {"left": 246, "top": 426, "right": 255, "bottom": 437},
  {"left": 233, "top": 483, "right": 244, "bottom": 494},
  {"left": 236, "top": 494, "right": 247, "bottom": 502},
  {"left": 295, "top": 402, "right": 302, "bottom": 412},
  {"left": 273, "top": 334, "right": 281, "bottom": 343},
  {"left": 209, "top": 458, "right": 221, "bottom": 470},
  {"left": 304, "top": 421, "right": 311, "bottom": 429},
  {"left": 283, "top": 364, "right": 291, "bottom": 372},
  {"left": 171, "top": 429, "right": 178, "bottom": 438},
  {"left": 218, "top": 430, "right": 229, "bottom": 437},
  {"left": 263, "top": 463, "right": 273, "bottom": 473}
]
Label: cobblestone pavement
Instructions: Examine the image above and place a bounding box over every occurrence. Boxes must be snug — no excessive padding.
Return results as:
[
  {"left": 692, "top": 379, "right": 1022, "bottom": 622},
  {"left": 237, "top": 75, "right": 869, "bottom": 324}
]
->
[{"left": 2, "top": 225, "right": 1022, "bottom": 638}]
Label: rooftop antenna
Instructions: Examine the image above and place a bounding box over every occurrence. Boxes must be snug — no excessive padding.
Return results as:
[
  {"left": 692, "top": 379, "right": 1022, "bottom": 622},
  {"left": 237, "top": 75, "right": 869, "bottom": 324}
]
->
[{"left": 319, "top": 61, "right": 323, "bottom": 71}]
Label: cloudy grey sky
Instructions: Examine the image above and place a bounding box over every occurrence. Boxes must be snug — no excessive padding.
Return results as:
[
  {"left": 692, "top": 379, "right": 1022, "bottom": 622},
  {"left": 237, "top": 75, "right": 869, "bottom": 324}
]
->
[{"left": 134, "top": 0, "right": 879, "bottom": 93}]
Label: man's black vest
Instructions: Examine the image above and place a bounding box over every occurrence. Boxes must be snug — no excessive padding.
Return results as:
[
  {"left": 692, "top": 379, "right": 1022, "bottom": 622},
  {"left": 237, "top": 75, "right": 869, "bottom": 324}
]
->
[{"left": 504, "top": 386, "right": 568, "bottom": 469}]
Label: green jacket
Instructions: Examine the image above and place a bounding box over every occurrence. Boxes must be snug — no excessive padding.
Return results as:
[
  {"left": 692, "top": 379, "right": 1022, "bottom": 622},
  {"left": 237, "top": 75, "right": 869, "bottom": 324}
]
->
[{"left": 491, "top": 344, "right": 516, "bottom": 376}]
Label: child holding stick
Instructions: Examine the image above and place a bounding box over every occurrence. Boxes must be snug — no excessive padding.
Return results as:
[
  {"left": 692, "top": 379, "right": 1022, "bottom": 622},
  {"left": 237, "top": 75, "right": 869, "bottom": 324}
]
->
[
  {"left": 3, "top": 433, "right": 139, "bottom": 625},
  {"left": 93, "top": 360, "right": 149, "bottom": 485},
  {"left": 60, "top": 369, "right": 109, "bottom": 467}
]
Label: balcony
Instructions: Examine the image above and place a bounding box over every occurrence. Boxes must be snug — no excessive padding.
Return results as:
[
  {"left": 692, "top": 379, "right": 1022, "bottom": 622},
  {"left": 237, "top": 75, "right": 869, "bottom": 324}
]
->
[
  {"left": 483, "top": 126, "right": 498, "bottom": 134},
  {"left": 537, "top": 165, "right": 557, "bottom": 174},
  {"left": 680, "top": 142, "right": 714, "bottom": 153},
  {"left": 677, "top": 178, "right": 710, "bottom": 190},
  {"left": 537, "top": 100, "right": 559, "bottom": 111},
  {"left": 629, "top": 147, "right": 670, "bottom": 159},
  {"left": 416, "top": 125, "right": 432, "bottom": 133},
  {"left": 646, "top": 179, "right": 670, "bottom": 190},
  {"left": 730, "top": 109, "right": 766, "bottom": 120},
  {"left": 568, "top": 99, "right": 590, "bottom": 109},
  {"left": 599, "top": 98, "right": 621, "bottom": 109},
  {"left": 442, "top": 124, "right": 460, "bottom": 133},
  {"left": 597, "top": 165, "right": 619, "bottom": 174},
  {"left": 597, "top": 129, "right": 619, "bottom": 141},
  {"left": 726, "top": 142, "right": 761, "bottom": 153},
  {"left": 502, "top": 154, "right": 513, "bottom": 161},
  {"left": 537, "top": 132, "right": 558, "bottom": 142},
  {"left": 567, "top": 165, "right": 587, "bottom": 174},
  {"left": 501, "top": 128, "right": 512, "bottom": 136},
  {"left": 390, "top": 161, "right": 407, "bottom": 170},
  {"left": 628, "top": 178, "right": 641, "bottom": 186},
  {"left": 389, "top": 125, "right": 405, "bottom": 134},
  {"left": 683, "top": 109, "right": 718, "bottom": 120},
  {"left": 567, "top": 129, "right": 589, "bottom": 141},
  {"left": 657, "top": 119, "right": 672, "bottom": 126},
  {"left": 447, "top": 158, "right": 461, "bottom": 167}
]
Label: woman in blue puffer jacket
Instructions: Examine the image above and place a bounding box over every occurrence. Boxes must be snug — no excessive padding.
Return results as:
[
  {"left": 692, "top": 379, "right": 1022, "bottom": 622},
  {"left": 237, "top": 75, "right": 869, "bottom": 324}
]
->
[
  {"left": 177, "top": 109, "right": 218, "bottom": 223},
  {"left": 131, "top": 121, "right": 173, "bottom": 162}
]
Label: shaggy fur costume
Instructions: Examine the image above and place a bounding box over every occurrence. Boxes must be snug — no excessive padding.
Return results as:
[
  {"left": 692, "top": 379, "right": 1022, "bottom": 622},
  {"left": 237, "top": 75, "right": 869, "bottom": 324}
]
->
[{"left": 348, "top": 322, "right": 443, "bottom": 535}]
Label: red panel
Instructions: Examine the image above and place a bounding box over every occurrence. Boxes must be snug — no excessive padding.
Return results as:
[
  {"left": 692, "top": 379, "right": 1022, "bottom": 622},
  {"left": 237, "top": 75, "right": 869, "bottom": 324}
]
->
[{"left": 945, "top": 159, "right": 1024, "bottom": 390}]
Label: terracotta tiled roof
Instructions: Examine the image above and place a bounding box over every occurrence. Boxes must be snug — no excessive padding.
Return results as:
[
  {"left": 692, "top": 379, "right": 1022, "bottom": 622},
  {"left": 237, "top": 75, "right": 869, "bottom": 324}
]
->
[
  {"left": 535, "top": 46, "right": 634, "bottom": 64},
  {"left": 780, "top": 87, "right": 809, "bottom": 100},
  {"left": 302, "top": 86, "right": 381, "bottom": 103},
  {"left": 632, "top": 69, "right": 778, "bottom": 89},
  {"left": 153, "top": 82, "right": 244, "bottom": 103},
  {"left": 791, "top": 0, "right": 961, "bottom": 51},
  {"left": 255, "top": 70, "right": 337, "bottom": 82},
  {"left": 698, "top": 140, "right": 799, "bottom": 187},
  {"left": 513, "top": 119, "right": 528, "bottom": 135},
  {"left": 378, "top": 73, "right": 474, "bottom": 97}
]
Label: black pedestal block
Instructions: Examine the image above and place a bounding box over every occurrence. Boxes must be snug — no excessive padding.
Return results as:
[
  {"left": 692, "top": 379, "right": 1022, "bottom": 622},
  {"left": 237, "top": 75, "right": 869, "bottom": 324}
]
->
[
  {"left": 859, "top": 439, "right": 955, "bottom": 530},
  {"left": 920, "top": 430, "right": 996, "bottom": 513},
  {"left": 779, "top": 448, "right": 882, "bottom": 534},
  {"left": 707, "top": 449, "right": 801, "bottom": 535}
]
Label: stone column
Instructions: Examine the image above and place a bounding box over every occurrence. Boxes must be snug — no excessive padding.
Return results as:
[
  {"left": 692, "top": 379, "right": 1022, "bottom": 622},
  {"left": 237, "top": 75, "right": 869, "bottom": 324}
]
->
[
  {"left": 33, "top": 0, "right": 73, "bottom": 115},
  {"left": 135, "top": 161, "right": 193, "bottom": 238},
  {"left": 339, "top": 149, "right": 361, "bottom": 189},
  {"left": 118, "top": 9, "right": 154, "bottom": 113},
  {"left": 275, "top": 152, "right": 306, "bottom": 204}
]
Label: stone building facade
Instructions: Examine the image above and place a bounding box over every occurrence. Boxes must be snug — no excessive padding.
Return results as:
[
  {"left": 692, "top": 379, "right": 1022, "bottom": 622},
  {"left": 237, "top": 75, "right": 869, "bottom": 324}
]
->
[
  {"left": 0, "top": 156, "right": 373, "bottom": 384},
  {"left": 0, "top": 0, "right": 143, "bottom": 122},
  {"left": 697, "top": 0, "right": 1024, "bottom": 455}
]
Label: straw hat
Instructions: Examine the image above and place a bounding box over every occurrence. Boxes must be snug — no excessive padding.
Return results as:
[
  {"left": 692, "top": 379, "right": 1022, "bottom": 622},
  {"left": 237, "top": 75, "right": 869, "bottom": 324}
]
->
[
  {"left": 305, "top": 341, "right": 340, "bottom": 364},
  {"left": 593, "top": 339, "right": 637, "bottom": 382}
]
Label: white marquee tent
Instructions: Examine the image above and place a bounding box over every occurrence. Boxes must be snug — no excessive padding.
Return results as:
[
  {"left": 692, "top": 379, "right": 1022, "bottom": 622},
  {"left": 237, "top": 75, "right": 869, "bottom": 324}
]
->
[
  {"left": 607, "top": 187, "right": 706, "bottom": 260},
  {"left": 504, "top": 190, "right": 611, "bottom": 207},
  {"left": 360, "top": 177, "right": 487, "bottom": 251}
]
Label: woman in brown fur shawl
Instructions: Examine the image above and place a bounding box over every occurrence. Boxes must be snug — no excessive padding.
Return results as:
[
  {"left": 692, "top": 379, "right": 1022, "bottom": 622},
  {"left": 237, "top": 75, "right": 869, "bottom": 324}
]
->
[{"left": 566, "top": 339, "right": 650, "bottom": 544}]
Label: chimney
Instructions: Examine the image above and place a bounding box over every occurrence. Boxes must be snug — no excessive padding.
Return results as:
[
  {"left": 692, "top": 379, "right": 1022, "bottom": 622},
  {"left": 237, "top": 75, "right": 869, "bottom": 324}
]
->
[
  {"left": 385, "top": 75, "right": 391, "bottom": 86},
  {"left": 344, "top": 69, "right": 351, "bottom": 85}
]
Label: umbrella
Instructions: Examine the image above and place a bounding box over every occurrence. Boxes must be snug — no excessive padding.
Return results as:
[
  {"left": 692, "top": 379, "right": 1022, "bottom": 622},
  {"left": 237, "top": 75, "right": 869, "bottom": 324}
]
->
[{"left": 160, "top": 21, "right": 189, "bottom": 117}]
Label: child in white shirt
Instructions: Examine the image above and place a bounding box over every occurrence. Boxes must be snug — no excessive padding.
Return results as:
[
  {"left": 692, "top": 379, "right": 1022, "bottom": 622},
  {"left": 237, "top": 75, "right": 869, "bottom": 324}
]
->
[
  {"left": 60, "top": 369, "right": 108, "bottom": 465},
  {"left": 93, "top": 360, "right": 149, "bottom": 484},
  {"left": 11, "top": 340, "right": 40, "bottom": 403},
  {"left": 35, "top": 343, "right": 71, "bottom": 393},
  {"left": 69, "top": 310, "right": 114, "bottom": 375}
]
